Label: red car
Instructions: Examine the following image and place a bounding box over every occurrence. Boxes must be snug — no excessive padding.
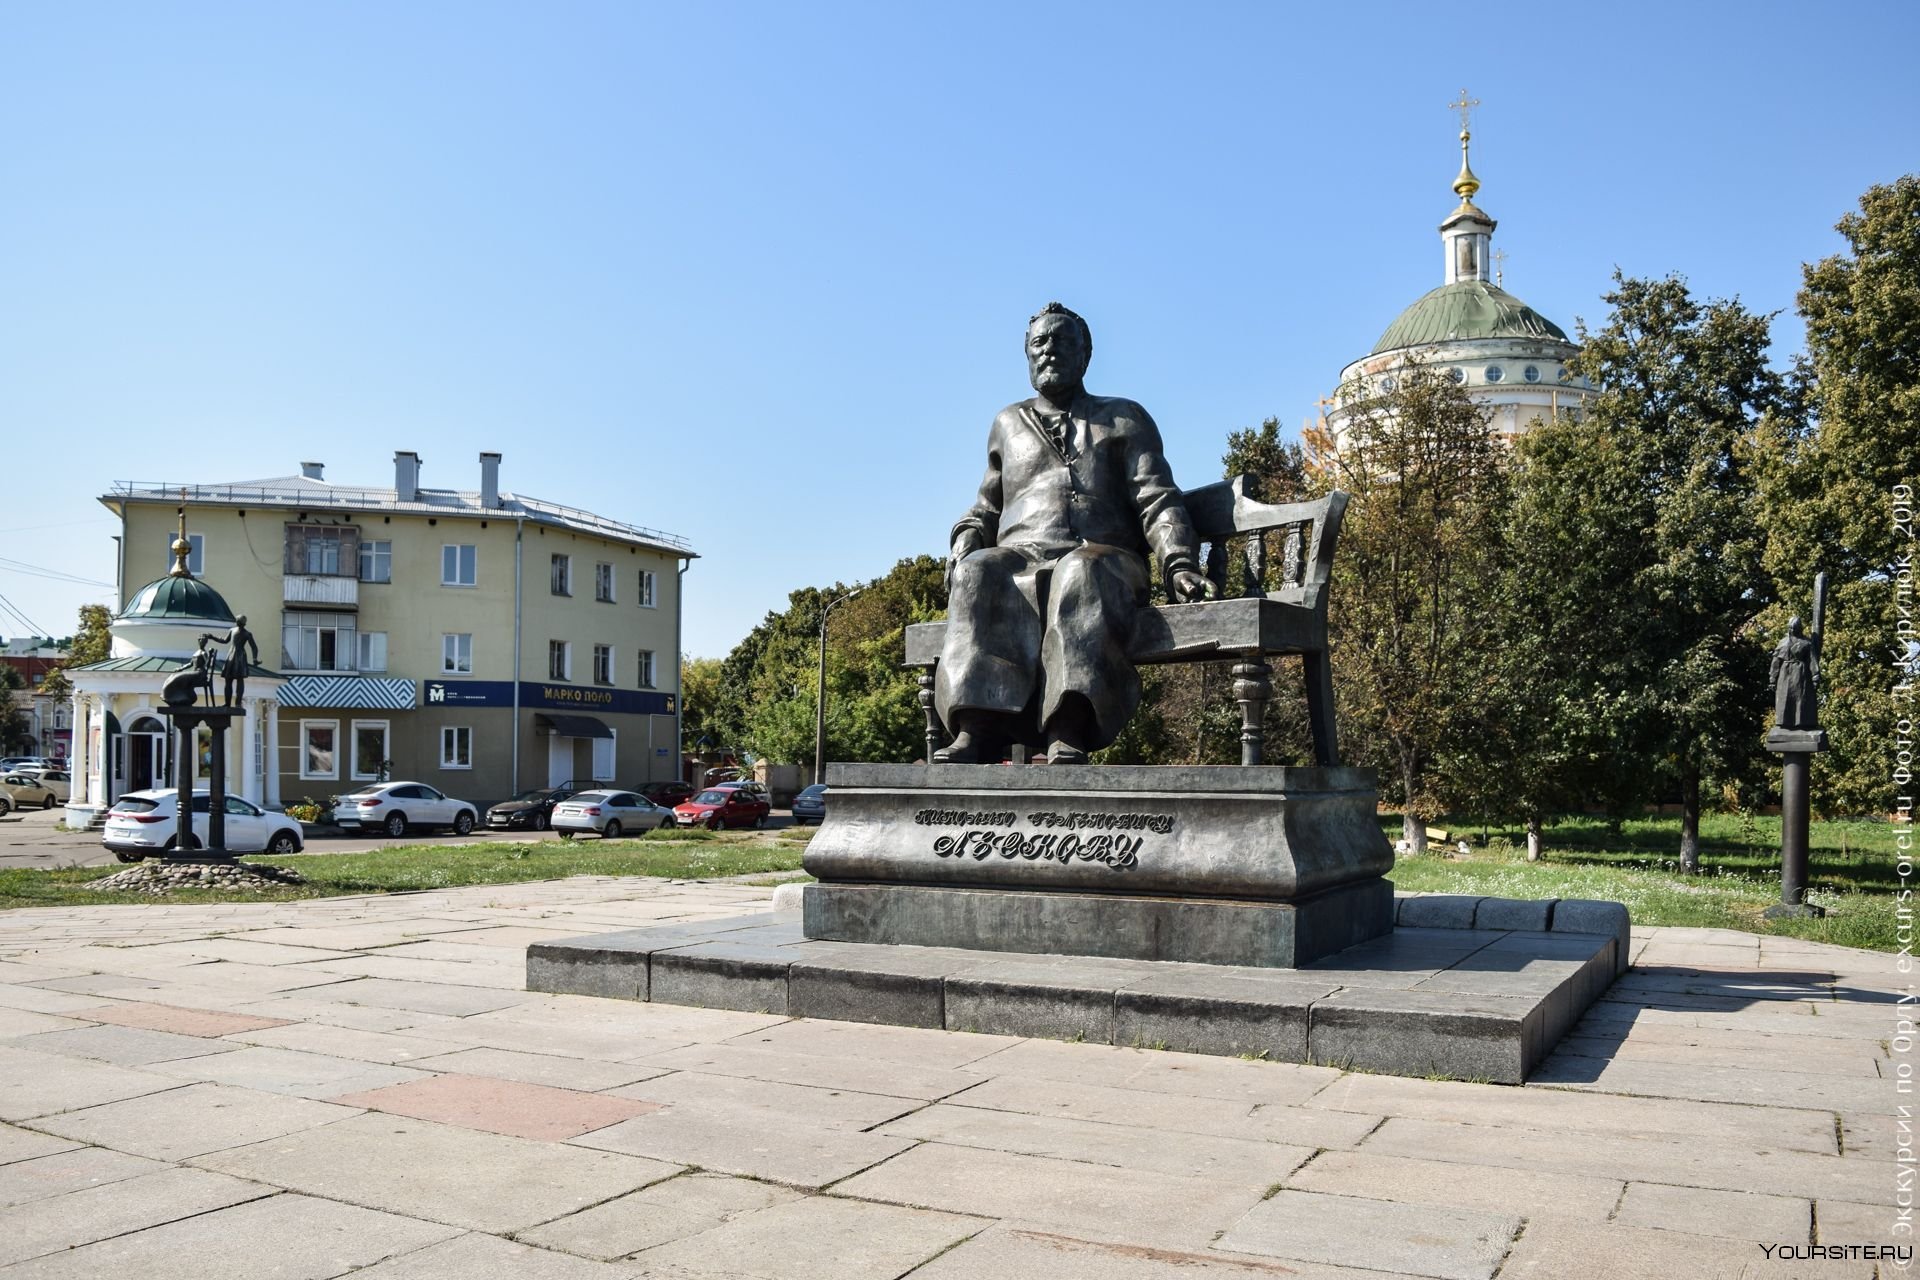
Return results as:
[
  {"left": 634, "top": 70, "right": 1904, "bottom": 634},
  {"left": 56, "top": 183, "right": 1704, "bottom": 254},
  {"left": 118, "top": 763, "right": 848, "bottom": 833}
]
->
[{"left": 673, "top": 787, "right": 770, "bottom": 830}]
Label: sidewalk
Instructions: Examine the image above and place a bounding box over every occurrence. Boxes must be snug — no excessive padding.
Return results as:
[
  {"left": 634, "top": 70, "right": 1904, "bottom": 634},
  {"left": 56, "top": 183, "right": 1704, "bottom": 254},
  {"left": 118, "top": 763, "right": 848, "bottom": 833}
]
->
[{"left": 0, "top": 877, "right": 1902, "bottom": 1279}]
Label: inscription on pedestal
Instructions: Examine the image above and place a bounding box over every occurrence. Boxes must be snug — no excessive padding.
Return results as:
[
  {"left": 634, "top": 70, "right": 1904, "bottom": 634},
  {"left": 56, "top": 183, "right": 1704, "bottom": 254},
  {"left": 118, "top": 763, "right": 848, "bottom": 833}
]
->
[{"left": 915, "top": 807, "right": 1177, "bottom": 871}]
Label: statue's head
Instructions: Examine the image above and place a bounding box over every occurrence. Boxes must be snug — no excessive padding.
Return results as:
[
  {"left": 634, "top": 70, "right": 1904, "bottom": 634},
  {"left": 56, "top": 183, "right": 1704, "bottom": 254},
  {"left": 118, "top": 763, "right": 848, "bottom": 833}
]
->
[
  {"left": 1786, "top": 615, "right": 1803, "bottom": 637},
  {"left": 236, "top": 614, "right": 248, "bottom": 627},
  {"left": 1027, "top": 302, "right": 1091, "bottom": 401}
]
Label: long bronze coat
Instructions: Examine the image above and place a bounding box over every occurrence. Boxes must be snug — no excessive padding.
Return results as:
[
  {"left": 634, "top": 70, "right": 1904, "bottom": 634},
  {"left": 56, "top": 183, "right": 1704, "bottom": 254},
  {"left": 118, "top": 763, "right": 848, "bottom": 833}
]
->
[{"left": 935, "top": 392, "right": 1199, "bottom": 750}]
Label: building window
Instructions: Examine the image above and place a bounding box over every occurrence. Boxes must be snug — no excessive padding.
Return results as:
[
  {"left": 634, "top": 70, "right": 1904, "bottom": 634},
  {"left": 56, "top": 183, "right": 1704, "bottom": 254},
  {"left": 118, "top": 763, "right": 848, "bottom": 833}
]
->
[
  {"left": 165, "top": 533, "right": 205, "bottom": 576},
  {"left": 442, "top": 544, "right": 477, "bottom": 587},
  {"left": 595, "top": 562, "right": 614, "bottom": 603},
  {"left": 442, "top": 633, "right": 473, "bottom": 675},
  {"left": 439, "top": 726, "right": 472, "bottom": 770},
  {"left": 356, "top": 631, "right": 388, "bottom": 673},
  {"left": 283, "top": 612, "right": 358, "bottom": 672},
  {"left": 593, "top": 644, "right": 613, "bottom": 685},
  {"left": 548, "top": 640, "right": 571, "bottom": 681},
  {"left": 551, "top": 554, "right": 571, "bottom": 596},
  {"left": 638, "top": 569, "right": 657, "bottom": 608},
  {"left": 359, "top": 540, "right": 392, "bottom": 583},
  {"left": 300, "top": 721, "right": 339, "bottom": 780},
  {"left": 303, "top": 531, "right": 344, "bottom": 575},
  {"left": 351, "top": 720, "right": 390, "bottom": 781},
  {"left": 637, "top": 649, "right": 656, "bottom": 688}
]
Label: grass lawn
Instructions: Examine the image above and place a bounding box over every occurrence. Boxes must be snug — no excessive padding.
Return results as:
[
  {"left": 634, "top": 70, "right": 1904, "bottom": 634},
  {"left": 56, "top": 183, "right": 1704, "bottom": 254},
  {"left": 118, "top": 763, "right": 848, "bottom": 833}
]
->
[
  {"left": 1, "top": 810, "right": 1907, "bottom": 954},
  {"left": 0, "top": 827, "right": 812, "bottom": 911},
  {"left": 1391, "top": 811, "right": 1904, "bottom": 952}
]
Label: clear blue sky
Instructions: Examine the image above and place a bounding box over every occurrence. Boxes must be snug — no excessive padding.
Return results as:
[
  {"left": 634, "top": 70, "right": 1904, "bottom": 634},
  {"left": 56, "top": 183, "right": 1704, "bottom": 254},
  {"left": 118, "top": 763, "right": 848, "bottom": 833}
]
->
[{"left": 2, "top": 2, "right": 1915, "bottom": 658}]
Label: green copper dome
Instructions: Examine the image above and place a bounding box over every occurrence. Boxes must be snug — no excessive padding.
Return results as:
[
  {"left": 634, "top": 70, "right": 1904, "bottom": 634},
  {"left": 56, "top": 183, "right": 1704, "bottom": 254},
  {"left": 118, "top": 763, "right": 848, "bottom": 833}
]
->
[
  {"left": 118, "top": 575, "right": 237, "bottom": 625},
  {"left": 1372, "top": 280, "right": 1569, "bottom": 355}
]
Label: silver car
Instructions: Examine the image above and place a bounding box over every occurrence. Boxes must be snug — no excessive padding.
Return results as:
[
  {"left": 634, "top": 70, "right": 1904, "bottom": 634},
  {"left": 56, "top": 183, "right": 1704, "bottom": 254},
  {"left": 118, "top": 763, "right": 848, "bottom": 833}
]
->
[{"left": 550, "top": 789, "right": 673, "bottom": 839}]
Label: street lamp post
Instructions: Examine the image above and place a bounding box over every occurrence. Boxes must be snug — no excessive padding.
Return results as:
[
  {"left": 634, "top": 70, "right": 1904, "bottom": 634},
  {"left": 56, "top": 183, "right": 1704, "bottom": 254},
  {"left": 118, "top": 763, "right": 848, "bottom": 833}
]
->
[{"left": 814, "top": 588, "right": 863, "bottom": 787}]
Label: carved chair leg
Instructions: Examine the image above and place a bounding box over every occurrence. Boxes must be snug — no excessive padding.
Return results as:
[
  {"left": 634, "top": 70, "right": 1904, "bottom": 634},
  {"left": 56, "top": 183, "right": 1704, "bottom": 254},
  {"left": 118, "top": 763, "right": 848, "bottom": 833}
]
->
[
  {"left": 1303, "top": 648, "right": 1339, "bottom": 767},
  {"left": 1231, "top": 657, "right": 1271, "bottom": 767},
  {"left": 917, "top": 669, "right": 943, "bottom": 763}
]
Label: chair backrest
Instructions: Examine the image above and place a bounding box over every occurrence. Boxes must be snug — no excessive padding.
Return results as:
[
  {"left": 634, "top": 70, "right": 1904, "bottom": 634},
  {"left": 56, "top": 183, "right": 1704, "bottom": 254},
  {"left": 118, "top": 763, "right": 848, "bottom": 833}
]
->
[{"left": 1182, "top": 477, "right": 1348, "bottom": 603}]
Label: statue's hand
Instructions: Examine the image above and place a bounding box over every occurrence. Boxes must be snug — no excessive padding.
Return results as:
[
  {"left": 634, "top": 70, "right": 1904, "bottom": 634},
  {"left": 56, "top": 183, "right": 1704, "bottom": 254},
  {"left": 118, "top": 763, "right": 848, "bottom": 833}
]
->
[{"left": 1170, "top": 569, "right": 1210, "bottom": 603}]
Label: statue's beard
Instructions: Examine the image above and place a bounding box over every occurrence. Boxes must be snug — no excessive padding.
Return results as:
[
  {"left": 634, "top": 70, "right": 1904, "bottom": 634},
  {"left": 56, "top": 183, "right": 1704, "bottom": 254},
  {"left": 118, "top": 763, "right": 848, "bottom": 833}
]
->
[{"left": 1033, "top": 368, "right": 1081, "bottom": 401}]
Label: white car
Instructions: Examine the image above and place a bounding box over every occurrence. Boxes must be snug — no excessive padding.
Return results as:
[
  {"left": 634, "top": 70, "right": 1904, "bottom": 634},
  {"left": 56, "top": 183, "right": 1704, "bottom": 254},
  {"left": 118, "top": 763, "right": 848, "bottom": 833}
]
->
[
  {"left": 550, "top": 789, "right": 674, "bottom": 839},
  {"left": 102, "top": 788, "right": 304, "bottom": 863},
  {"left": 0, "top": 773, "right": 60, "bottom": 813},
  {"left": 332, "top": 781, "right": 479, "bottom": 838}
]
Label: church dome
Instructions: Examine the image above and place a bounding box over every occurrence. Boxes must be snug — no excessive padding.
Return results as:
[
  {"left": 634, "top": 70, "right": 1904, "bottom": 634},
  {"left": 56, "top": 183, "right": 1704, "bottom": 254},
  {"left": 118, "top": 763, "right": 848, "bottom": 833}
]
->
[
  {"left": 1372, "top": 279, "right": 1569, "bottom": 355},
  {"left": 117, "top": 574, "right": 237, "bottom": 626}
]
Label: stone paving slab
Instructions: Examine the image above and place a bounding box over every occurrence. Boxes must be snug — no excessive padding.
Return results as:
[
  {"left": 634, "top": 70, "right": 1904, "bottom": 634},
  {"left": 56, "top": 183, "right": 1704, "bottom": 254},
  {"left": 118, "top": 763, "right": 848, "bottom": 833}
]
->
[
  {"left": 336, "top": 1073, "right": 661, "bottom": 1141},
  {"left": 1218, "top": 1189, "right": 1520, "bottom": 1280},
  {"left": 569, "top": 1105, "right": 918, "bottom": 1189},
  {"left": 519, "top": 1171, "right": 802, "bottom": 1260},
  {"left": 0, "top": 1145, "right": 166, "bottom": 1207},
  {"left": 349, "top": 1231, "right": 647, "bottom": 1278},
  {"left": 192, "top": 1112, "right": 683, "bottom": 1233},
  {"left": 81, "top": 1000, "right": 293, "bottom": 1038},
  {"left": 1283, "top": 1149, "right": 1623, "bottom": 1223},
  {"left": 607, "top": 1068, "right": 924, "bottom": 1131},
  {"left": 0, "top": 1166, "right": 271, "bottom": 1268},
  {"left": 0, "top": 1045, "right": 180, "bottom": 1120},
  {"left": 27, "top": 1082, "right": 361, "bottom": 1161},
  {"left": 905, "top": 1226, "right": 1412, "bottom": 1279},
  {"left": 0, "top": 1124, "right": 77, "bottom": 1167},
  {"left": 634, "top": 1038, "right": 989, "bottom": 1101},
  {"left": 624, "top": 1193, "right": 989, "bottom": 1280},
  {"left": 1613, "top": 1180, "right": 1810, "bottom": 1242},
  {"left": 4, "top": 1022, "right": 242, "bottom": 1066},
  {"left": 0, "top": 1191, "right": 463, "bottom": 1280},
  {"left": 146, "top": 1043, "right": 433, "bottom": 1099},
  {"left": 836, "top": 1142, "right": 1274, "bottom": 1253},
  {"left": 1493, "top": 1218, "right": 1875, "bottom": 1279}
]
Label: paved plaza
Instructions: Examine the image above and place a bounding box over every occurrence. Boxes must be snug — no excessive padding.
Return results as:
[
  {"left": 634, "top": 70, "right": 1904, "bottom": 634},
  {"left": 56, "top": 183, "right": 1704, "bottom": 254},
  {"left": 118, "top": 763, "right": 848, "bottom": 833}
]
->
[{"left": 0, "top": 876, "right": 1903, "bottom": 1278}]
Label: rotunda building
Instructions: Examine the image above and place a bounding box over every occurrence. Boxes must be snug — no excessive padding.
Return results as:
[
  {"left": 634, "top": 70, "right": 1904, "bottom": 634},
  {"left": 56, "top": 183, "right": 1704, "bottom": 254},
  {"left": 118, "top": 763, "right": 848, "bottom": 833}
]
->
[
  {"left": 65, "top": 515, "right": 284, "bottom": 825},
  {"left": 1327, "top": 120, "right": 1596, "bottom": 448}
]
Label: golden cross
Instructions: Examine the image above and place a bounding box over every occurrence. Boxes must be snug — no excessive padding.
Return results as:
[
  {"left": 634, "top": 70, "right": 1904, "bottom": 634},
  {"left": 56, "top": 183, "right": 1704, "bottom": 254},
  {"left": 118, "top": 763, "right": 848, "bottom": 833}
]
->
[
  {"left": 1448, "top": 89, "right": 1481, "bottom": 134},
  {"left": 1493, "top": 248, "right": 1508, "bottom": 286}
]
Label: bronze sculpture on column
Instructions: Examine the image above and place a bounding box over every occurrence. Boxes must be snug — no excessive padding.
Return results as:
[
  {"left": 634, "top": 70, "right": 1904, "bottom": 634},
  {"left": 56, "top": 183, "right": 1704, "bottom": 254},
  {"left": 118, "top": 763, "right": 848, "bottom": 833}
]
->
[{"left": 1764, "top": 573, "right": 1828, "bottom": 920}]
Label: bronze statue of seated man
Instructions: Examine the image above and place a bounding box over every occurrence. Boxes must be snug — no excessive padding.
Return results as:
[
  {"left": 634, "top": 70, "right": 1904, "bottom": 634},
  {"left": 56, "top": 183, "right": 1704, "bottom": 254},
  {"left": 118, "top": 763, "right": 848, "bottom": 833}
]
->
[{"left": 934, "top": 303, "right": 1207, "bottom": 765}]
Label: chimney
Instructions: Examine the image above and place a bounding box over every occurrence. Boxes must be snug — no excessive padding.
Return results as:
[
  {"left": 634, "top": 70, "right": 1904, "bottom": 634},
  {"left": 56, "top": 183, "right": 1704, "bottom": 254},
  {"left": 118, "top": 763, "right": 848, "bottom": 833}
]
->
[
  {"left": 394, "top": 451, "right": 421, "bottom": 503},
  {"left": 479, "top": 451, "right": 502, "bottom": 509},
  {"left": 299, "top": 461, "right": 325, "bottom": 480}
]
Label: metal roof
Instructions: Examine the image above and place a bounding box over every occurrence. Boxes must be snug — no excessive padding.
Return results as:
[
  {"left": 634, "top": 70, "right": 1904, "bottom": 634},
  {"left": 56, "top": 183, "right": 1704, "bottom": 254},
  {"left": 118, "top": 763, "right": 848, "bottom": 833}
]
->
[
  {"left": 103, "top": 474, "right": 696, "bottom": 557},
  {"left": 1372, "top": 280, "right": 1571, "bottom": 356}
]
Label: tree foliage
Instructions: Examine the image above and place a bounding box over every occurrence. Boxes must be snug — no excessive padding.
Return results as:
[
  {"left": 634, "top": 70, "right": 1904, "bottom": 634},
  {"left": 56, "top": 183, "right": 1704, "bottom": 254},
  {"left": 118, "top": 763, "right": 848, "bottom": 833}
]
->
[
  {"left": 1314, "top": 362, "right": 1507, "bottom": 851},
  {"left": 706, "top": 557, "right": 948, "bottom": 766},
  {"left": 1759, "top": 175, "right": 1920, "bottom": 814},
  {"left": 36, "top": 604, "right": 110, "bottom": 704}
]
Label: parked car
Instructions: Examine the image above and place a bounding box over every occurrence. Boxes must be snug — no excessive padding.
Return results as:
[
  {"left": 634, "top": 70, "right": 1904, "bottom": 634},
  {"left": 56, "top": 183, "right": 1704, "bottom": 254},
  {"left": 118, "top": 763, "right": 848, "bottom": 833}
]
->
[
  {"left": 331, "top": 781, "right": 479, "bottom": 838},
  {"left": 637, "top": 780, "right": 695, "bottom": 808},
  {"left": 673, "top": 787, "right": 771, "bottom": 830},
  {"left": 486, "top": 786, "right": 578, "bottom": 832},
  {"left": 17, "top": 768, "right": 71, "bottom": 803},
  {"left": 711, "top": 780, "right": 771, "bottom": 803},
  {"left": 102, "top": 788, "right": 304, "bottom": 862},
  {"left": 791, "top": 783, "right": 828, "bottom": 825},
  {"left": 550, "top": 789, "right": 674, "bottom": 839},
  {"left": 0, "top": 757, "right": 57, "bottom": 774},
  {"left": 0, "top": 773, "right": 59, "bottom": 813}
]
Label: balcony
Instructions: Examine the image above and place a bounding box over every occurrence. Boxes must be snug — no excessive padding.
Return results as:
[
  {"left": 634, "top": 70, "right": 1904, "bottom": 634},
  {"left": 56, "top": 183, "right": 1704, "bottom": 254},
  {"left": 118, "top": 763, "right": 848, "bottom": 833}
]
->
[{"left": 283, "top": 575, "right": 358, "bottom": 609}]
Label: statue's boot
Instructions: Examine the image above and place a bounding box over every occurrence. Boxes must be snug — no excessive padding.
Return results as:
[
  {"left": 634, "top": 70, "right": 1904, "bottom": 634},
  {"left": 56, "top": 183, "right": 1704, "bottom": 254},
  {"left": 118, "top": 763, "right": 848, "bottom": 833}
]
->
[
  {"left": 931, "top": 732, "right": 983, "bottom": 764},
  {"left": 1044, "top": 701, "right": 1093, "bottom": 765}
]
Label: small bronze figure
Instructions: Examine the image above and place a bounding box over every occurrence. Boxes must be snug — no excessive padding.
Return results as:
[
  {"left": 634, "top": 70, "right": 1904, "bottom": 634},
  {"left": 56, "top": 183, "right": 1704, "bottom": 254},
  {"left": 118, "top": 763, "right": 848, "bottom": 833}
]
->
[
  {"left": 1769, "top": 615, "right": 1819, "bottom": 730},
  {"left": 217, "top": 615, "right": 259, "bottom": 707},
  {"left": 161, "top": 640, "right": 217, "bottom": 708},
  {"left": 933, "top": 303, "right": 1206, "bottom": 765}
]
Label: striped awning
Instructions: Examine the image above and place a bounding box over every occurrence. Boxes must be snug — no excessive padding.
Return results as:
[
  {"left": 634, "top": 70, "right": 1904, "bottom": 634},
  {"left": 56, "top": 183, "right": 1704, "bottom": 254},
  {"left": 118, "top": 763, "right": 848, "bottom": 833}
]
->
[{"left": 279, "top": 676, "right": 417, "bottom": 710}]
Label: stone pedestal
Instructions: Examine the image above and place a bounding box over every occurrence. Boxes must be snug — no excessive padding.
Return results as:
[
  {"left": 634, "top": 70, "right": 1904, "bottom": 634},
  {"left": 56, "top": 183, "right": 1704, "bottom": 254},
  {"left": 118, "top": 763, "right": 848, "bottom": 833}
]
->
[
  {"left": 155, "top": 705, "right": 246, "bottom": 866},
  {"left": 801, "top": 763, "right": 1395, "bottom": 968},
  {"left": 1764, "top": 727, "right": 1828, "bottom": 920}
]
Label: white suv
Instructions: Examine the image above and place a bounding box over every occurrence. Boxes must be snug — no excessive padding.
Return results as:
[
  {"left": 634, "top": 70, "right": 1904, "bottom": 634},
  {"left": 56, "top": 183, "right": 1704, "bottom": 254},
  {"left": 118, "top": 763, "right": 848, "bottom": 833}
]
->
[
  {"left": 102, "top": 789, "right": 304, "bottom": 863},
  {"left": 332, "top": 781, "right": 479, "bottom": 838}
]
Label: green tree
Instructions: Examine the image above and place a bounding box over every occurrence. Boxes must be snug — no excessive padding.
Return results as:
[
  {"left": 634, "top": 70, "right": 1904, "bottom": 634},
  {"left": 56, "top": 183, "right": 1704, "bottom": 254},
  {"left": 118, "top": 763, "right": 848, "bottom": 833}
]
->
[
  {"left": 1316, "top": 360, "right": 1507, "bottom": 853},
  {"left": 712, "top": 557, "right": 948, "bottom": 767},
  {"left": 37, "top": 604, "right": 111, "bottom": 704},
  {"left": 1760, "top": 175, "right": 1920, "bottom": 814},
  {"left": 1569, "top": 274, "right": 1789, "bottom": 869},
  {"left": 0, "top": 666, "right": 28, "bottom": 754}
]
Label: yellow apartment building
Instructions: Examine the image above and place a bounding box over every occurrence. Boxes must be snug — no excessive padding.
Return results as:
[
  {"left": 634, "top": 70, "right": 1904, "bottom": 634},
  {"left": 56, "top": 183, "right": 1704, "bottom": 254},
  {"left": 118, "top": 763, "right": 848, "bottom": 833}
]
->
[{"left": 86, "top": 451, "right": 694, "bottom": 814}]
